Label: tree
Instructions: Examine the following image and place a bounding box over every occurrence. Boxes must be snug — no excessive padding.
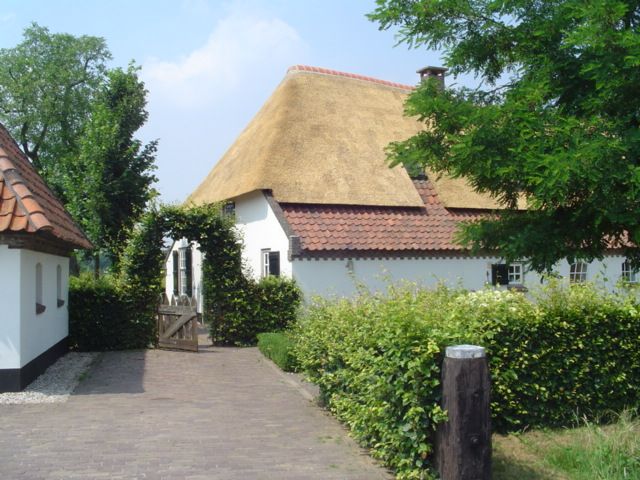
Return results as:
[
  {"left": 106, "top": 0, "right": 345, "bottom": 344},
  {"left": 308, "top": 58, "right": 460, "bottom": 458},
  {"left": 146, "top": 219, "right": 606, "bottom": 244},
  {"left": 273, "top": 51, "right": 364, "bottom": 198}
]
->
[
  {"left": 63, "top": 66, "right": 158, "bottom": 273},
  {"left": 369, "top": 1, "right": 640, "bottom": 272},
  {"left": 0, "top": 23, "right": 111, "bottom": 196},
  {"left": 0, "top": 25, "right": 158, "bottom": 275}
]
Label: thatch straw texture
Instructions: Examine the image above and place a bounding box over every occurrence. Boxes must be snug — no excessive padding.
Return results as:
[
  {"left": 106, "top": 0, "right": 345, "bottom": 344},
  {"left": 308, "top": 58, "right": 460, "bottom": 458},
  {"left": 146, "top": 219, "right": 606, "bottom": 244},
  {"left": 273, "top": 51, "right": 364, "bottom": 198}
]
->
[{"left": 189, "top": 67, "right": 510, "bottom": 210}]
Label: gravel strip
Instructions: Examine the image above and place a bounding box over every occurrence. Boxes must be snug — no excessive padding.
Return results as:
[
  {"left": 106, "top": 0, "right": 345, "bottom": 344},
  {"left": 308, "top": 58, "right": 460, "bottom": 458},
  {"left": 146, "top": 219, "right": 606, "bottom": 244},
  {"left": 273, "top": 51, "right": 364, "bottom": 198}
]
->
[{"left": 0, "top": 352, "right": 98, "bottom": 404}]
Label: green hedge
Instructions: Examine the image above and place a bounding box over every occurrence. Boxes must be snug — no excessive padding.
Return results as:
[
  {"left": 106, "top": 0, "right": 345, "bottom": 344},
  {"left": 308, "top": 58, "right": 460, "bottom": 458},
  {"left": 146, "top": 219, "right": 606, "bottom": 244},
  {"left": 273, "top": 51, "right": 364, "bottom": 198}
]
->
[
  {"left": 210, "top": 276, "right": 302, "bottom": 345},
  {"left": 257, "top": 332, "right": 298, "bottom": 371},
  {"left": 68, "top": 273, "right": 156, "bottom": 351},
  {"left": 292, "top": 283, "right": 640, "bottom": 480}
]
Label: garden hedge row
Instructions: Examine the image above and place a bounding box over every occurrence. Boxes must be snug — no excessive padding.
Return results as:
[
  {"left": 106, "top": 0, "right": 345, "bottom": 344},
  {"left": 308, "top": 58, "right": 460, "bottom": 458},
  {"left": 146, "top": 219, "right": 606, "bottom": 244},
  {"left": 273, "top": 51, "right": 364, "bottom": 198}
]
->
[
  {"left": 68, "top": 273, "right": 156, "bottom": 351},
  {"left": 210, "top": 275, "right": 301, "bottom": 345},
  {"left": 292, "top": 283, "right": 640, "bottom": 479}
]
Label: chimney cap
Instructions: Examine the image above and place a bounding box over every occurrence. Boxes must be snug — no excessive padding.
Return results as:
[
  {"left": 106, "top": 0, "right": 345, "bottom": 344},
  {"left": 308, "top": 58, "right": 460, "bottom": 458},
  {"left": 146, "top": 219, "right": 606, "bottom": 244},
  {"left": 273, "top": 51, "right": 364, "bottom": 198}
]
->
[{"left": 417, "top": 66, "right": 448, "bottom": 75}]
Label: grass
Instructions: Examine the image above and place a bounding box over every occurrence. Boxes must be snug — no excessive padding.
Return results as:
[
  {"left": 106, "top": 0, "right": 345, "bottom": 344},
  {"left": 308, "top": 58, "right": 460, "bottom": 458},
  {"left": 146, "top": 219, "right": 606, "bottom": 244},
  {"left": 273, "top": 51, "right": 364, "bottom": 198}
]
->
[
  {"left": 494, "top": 412, "right": 640, "bottom": 480},
  {"left": 256, "top": 332, "right": 297, "bottom": 372}
]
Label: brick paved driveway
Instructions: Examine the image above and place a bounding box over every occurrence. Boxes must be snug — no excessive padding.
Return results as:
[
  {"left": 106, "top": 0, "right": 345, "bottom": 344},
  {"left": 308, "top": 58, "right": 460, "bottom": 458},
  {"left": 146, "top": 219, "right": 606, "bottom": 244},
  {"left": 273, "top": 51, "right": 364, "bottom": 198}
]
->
[{"left": 0, "top": 346, "right": 392, "bottom": 480}]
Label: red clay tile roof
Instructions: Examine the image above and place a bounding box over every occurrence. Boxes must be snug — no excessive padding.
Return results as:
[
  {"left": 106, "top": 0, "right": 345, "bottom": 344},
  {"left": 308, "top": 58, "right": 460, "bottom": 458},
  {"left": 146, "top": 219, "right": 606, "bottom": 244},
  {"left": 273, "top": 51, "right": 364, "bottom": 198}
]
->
[
  {"left": 280, "top": 180, "right": 489, "bottom": 257},
  {"left": 0, "top": 123, "right": 92, "bottom": 250}
]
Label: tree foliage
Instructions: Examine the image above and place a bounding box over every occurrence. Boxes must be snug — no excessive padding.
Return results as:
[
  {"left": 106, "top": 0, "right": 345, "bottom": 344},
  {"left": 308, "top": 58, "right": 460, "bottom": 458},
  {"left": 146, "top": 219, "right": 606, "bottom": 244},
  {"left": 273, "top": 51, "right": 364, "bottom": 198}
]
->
[
  {"left": 0, "top": 23, "right": 110, "bottom": 191},
  {"left": 369, "top": 0, "right": 640, "bottom": 271},
  {"left": 63, "top": 65, "right": 158, "bottom": 259},
  {"left": 0, "top": 24, "right": 157, "bottom": 269}
]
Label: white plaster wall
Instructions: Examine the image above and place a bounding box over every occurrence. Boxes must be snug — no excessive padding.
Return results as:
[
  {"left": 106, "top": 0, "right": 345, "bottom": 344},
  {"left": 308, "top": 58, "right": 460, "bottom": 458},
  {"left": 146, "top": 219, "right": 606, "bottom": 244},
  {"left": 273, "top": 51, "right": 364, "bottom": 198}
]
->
[
  {"left": 18, "top": 250, "right": 69, "bottom": 367},
  {"left": 234, "top": 191, "right": 292, "bottom": 280},
  {"left": 292, "top": 254, "right": 631, "bottom": 299},
  {"left": 0, "top": 245, "right": 22, "bottom": 369}
]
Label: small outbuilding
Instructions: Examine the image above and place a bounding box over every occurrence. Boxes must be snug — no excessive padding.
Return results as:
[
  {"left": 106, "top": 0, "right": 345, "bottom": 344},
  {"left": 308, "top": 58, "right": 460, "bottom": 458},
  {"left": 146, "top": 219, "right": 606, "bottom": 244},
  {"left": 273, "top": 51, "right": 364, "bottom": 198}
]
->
[{"left": 0, "top": 123, "right": 92, "bottom": 392}]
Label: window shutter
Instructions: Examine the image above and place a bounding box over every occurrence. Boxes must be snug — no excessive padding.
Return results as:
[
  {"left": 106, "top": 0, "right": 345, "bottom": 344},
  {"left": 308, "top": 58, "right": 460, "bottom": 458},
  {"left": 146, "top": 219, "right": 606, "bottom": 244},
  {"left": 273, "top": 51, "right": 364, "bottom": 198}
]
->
[
  {"left": 185, "top": 247, "right": 193, "bottom": 297},
  {"left": 491, "top": 264, "right": 509, "bottom": 285},
  {"left": 172, "top": 251, "right": 179, "bottom": 295},
  {"left": 268, "top": 251, "right": 280, "bottom": 277}
]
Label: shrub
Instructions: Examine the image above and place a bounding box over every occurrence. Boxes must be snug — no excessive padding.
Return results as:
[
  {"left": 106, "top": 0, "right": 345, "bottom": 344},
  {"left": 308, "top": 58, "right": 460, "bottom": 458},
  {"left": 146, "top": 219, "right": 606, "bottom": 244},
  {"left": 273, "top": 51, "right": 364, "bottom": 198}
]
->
[
  {"left": 293, "top": 285, "right": 468, "bottom": 479},
  {"left": 68, "top": 273, "right": 156, "bottom": 351},
  {"left": 257, "top": 332, "right": 298, "bottom": 371},
  {"left": 210, "top": 276, "right": 302, "bottom": 345},
  {"left": 292, "top": 282, "right": 640, "bottom": 479},
  {"left": 472, "top": 284, "right": 640, "bottom": 431}
]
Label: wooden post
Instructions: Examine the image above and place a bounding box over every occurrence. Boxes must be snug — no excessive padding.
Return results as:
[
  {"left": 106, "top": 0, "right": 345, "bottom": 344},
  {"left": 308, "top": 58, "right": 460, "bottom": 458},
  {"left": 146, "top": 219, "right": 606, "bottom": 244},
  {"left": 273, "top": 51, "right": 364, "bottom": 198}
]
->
[{"left": 436, "top": 345, "right": 491, "bottom": 480}]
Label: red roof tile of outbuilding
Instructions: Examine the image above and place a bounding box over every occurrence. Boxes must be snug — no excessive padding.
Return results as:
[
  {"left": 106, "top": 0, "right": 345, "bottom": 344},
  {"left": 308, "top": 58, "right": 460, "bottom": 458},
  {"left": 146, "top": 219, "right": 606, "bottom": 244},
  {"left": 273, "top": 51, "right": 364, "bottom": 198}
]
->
[
  {"left": 280, "top": 180, "right": 489, "bottom": 257},
  {"left": 0, "top": 123, "right": 92, "bottom": 250}
]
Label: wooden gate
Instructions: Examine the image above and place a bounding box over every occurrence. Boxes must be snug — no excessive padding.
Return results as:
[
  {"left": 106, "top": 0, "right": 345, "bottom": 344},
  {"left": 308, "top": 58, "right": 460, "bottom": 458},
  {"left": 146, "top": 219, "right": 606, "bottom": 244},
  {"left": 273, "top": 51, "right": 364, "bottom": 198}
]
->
[{"left": 157, "top": 305, "right": 199, "bottom": 352}]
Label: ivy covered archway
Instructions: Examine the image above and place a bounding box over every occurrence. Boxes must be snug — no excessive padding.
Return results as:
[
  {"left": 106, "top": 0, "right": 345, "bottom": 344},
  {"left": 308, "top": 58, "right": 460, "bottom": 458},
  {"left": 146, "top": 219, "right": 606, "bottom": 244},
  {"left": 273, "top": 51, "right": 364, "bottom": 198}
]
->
[
  {"left": 118, "top": 203, "right": 245, "bottom": 344},
  {"left": 116, "top": 203, "right": 301, "bottom": 346}
]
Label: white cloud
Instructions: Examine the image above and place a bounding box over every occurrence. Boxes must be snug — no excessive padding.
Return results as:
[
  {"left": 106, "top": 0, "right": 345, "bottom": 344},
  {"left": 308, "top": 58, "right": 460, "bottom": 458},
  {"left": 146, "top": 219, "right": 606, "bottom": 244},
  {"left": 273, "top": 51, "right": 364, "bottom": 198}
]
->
[
  {"left": 142, "top": 12, "right": 306, "bottom": 109},
  {"left": 0, "top": 13, "right": 16, "bottom": 23}
]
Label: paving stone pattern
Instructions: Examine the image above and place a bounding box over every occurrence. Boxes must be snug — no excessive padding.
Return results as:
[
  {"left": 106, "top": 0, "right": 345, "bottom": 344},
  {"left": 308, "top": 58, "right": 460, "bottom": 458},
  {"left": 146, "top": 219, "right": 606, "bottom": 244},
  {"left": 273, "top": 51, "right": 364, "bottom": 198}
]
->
[{"left": 0, "top": 344, "right": 392, "bottom": 480}]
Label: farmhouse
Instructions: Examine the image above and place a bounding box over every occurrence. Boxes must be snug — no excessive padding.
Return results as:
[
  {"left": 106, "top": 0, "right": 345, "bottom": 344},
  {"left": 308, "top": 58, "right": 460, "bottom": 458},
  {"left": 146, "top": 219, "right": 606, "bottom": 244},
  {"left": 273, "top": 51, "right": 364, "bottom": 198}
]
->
[
  {"left": 166, "top": 65, "right": 630, "bottom": 305},
  {"left": 0, "top": 123, "right": 92, "bottom": 392}
]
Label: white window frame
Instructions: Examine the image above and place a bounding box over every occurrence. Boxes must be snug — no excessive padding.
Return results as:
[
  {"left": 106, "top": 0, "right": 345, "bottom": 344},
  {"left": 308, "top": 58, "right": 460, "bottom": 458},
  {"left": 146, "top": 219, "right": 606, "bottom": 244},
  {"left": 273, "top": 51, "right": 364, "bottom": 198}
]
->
[
  {"left": 508, "top": 263, "right": 523, "bottom": 285},
  {"left": 262, "top": 249, "right": 270, "bottom": 278},
  {"left": 621, "top": 260, "right": 637, "bottom": 283},
  {"left": 569, "top": 262, "right": 588, "bottom": 283}
]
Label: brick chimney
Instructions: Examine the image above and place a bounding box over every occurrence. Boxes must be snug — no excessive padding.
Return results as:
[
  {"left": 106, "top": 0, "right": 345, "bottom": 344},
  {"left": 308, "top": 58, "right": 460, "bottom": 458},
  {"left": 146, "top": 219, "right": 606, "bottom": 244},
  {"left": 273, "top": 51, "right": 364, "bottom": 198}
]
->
[{"left": 417, "top": 66, "right": 447, "bottom": 89}]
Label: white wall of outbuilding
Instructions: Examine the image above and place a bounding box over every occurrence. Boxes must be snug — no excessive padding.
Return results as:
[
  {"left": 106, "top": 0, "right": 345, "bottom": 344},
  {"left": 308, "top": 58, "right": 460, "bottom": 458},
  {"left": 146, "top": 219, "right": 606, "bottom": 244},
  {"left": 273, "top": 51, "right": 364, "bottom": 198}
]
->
[{"left": 0, "top": 245, "right": 69, "bottom": 370}]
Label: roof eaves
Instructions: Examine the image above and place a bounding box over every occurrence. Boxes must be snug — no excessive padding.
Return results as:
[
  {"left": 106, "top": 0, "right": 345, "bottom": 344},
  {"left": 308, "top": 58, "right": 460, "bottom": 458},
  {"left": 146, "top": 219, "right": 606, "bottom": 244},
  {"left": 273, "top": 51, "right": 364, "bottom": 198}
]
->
[{"left": 0, "top": 151, "right": 53, "bottom": 233}]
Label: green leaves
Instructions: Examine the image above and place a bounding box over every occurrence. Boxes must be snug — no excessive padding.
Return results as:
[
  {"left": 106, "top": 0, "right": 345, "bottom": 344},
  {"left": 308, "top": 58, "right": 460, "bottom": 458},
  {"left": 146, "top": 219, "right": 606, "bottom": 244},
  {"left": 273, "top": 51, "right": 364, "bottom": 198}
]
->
[
  {"left": 370, "top": 0, "right": 640, "bottom": 271},
  {"left": 293, "top": 282, "right": 640, "bottom": 478}
]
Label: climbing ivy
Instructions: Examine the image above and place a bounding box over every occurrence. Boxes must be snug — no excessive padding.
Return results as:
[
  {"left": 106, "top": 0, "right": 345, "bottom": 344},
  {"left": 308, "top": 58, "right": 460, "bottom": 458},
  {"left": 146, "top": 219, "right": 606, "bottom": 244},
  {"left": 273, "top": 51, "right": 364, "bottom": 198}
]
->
[
  {"left": 118, "top": 203, "right": 243, "bottom": 340},
  {"left": 70, "top": 202, "right": 300, "bottom": 348}
]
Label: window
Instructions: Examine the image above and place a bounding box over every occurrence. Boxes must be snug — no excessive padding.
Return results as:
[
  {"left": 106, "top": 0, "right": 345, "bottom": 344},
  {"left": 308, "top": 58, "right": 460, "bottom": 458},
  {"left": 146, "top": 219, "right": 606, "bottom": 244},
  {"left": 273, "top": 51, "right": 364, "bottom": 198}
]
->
[
  {"left": 173, "top": 247, "right": 194, "bottom": 297},
  {"left": 569, "top": 262, "right": 588, "bottom": 283},
  {"left": 56, "top": 265, "right": 64, "bottom": 307},
  {"left": 621, "top": 260, "right": 637, "bottom": 283},
  {"left": 262, "top": 250, "right": 280, "bottom": 277},
  {"left": 172, "top": 251, "right": 179, "bottom": 296},
  {"left": 508, "top": 263, "right": 523, "bottom": 285},
  {"left": 491, "top": 263, "right": 523, "bottom": 286},
  {"left": 36, "top": 263, "right": 45, "bottom": 314}
]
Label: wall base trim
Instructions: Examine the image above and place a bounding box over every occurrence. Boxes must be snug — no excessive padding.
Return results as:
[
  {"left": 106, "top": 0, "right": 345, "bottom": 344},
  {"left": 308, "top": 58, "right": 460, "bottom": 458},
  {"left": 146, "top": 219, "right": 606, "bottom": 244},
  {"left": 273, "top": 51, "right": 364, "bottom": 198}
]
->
[{"left": 0, "top": 337, "right": 68, "bottom": 393}]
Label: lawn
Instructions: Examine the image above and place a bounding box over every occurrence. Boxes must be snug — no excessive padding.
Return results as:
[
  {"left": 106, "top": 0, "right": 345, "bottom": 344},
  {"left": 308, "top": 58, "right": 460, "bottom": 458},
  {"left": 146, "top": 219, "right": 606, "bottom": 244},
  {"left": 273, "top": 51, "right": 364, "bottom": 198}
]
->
[{"left": 493, "top": 412, "right": 639, "bottom": 480}]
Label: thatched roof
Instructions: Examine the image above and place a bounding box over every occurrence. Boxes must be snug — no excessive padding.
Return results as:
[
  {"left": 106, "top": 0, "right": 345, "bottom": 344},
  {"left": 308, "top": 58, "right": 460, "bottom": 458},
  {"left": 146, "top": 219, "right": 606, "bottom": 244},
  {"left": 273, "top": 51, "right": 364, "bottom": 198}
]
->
[{"left": 189, "top": 65, "right": 506, "bottom": 210}]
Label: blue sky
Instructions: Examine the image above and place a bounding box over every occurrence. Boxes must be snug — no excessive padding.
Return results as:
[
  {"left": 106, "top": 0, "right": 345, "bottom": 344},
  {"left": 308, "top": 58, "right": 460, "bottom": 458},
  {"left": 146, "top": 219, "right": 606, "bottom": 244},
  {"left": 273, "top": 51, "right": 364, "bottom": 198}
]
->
[{"left": 0, "top": 1, "right": 463, "bottom": 203}]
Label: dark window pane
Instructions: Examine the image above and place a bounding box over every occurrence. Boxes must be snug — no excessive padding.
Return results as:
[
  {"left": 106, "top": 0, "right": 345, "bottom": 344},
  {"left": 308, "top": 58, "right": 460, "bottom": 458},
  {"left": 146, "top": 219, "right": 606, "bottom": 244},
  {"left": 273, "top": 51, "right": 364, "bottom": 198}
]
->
[
  {"left": 185, "top": 247, "right": 193, "bottom": 297},
  {"left": 268, "top": 251, "right": 280, "bottom": 277},
  {"left": 172, "top": 251, "right": 179, "bottom": 295},
  {"left": 492, "top": 264, "right": 509, "bottom": 285}
]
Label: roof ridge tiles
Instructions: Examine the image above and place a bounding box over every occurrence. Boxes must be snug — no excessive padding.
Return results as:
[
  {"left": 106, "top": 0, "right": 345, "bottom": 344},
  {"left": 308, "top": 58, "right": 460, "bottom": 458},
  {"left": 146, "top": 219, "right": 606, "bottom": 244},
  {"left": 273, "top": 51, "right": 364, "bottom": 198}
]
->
[
  {"left": 0, "top": 151, "right": 52, "bottom": 233},
  {"left": 287, "top": 65, "right": 415, "bottom": 92}
]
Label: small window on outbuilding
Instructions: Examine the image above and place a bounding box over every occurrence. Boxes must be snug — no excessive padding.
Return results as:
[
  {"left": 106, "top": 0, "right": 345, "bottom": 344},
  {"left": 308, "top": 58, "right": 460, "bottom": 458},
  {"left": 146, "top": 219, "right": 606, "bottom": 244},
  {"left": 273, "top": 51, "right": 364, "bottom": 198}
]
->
[
  {"left": 36, "top": 263, "right": 45, "bottom": 314},
  {"left": 56, "top": 265, "right": 64, "bottom": 307},
  {"left": 262, "top": 249, "right": 280, "bottom": 277},
  {"left": 569, "top": 262, "right": 588, "bottom": 283},
  {"left": 621, "top": 260, "right": 637, "bottom": 283}
]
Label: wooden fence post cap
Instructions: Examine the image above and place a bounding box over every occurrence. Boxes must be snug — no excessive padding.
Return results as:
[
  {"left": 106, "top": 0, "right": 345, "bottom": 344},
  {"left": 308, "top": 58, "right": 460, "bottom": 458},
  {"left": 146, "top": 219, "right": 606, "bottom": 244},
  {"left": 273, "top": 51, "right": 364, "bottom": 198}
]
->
[{"left": 445, "top": 345, "right": 486, "bottom": 359}]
